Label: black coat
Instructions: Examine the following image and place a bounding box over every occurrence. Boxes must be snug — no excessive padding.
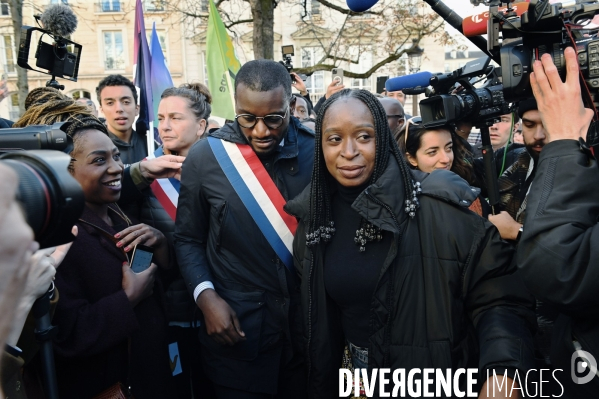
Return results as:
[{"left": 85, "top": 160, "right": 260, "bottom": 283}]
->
[
  {"left": 53, "top": 206, "right": 172, "bottom": 399},
  {"left": 517, "top": 140, "right": 599, "bottom": 396},
  {"left": 174, "top": 117, "right": 314, "bottom": 393},
  {"left": 285, "top": 158, "right": 536, "bottom": 398}
]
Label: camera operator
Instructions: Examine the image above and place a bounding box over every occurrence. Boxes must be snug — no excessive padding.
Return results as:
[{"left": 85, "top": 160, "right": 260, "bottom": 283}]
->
[{"left": 516, "top": 46, "right": 599, "bottom": 396}]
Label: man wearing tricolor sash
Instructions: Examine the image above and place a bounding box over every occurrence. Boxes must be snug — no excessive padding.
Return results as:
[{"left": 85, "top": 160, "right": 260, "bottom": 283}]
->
[{"left": 174, "top": 60, "right": 314, "bottom": 398}]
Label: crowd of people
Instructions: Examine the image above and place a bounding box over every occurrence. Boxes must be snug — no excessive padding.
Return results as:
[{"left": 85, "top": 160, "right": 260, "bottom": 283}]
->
[{"left": 0, "top": 45, "right": 597, "bottom": 399}]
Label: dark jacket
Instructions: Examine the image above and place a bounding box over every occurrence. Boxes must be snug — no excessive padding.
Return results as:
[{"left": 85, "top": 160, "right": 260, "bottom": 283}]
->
[
  {"left": 285, "top": 159, "right": 536, "bottom": 398},
  {"left": 174, "top": 117, "right": 314, "bottom": 393},
  {"left": 53, "top": 205, "right": 172, "bottom": 399},
  {"left": 517, "top": 140, "right": 599, "bottom": 396},
  {"left": 108, "top": 131, "right": 148, "bottom": 167}
]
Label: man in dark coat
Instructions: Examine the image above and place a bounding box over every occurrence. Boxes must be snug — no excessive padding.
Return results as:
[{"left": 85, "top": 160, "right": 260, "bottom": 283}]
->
[
  {"left": 517, "top": 46, "right": 599, "bottom": 397},
  {"left": 174, "top": 60, "right": 314, "bottom": 398}
]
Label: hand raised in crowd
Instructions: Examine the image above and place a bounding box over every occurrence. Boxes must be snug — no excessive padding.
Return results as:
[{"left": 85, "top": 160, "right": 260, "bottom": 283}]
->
[
  {"left": 325, "top": 78, "right": 345, "bottom": 99},
  {"left": 290, "top": 72, "right": 308, "bottom": 95},
  {"left": 115, "top": 223, "right": 166, "bottom": 253},
  {"left": 197, "top": 289, "right": 246, "bottom": 346},
  {"left": 139, "top": 154, "right": 185, "bottom": 181},
  {"left": 530, "top": 46, "right": 594, "bottom": 143},
  {"left": 121, "top": 262, "right": 157, "bottom": 307},
  {"left": 488, "top": 211, "right": 522, "bottom": 241}
]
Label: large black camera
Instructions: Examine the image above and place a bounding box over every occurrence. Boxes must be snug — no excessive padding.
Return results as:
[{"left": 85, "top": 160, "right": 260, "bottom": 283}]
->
[
  {"left": 0, "top": 122, "right": 84, "bottom": 248},
  {"left": 420, "top": 56, "right": 512, "bottom": 128},
  {"left": 488, "top": 0, "right": 599, "bottom": 104}
]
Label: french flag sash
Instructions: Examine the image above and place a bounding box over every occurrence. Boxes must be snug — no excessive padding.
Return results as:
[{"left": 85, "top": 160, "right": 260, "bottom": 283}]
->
[
  {"left": 207, "top": 136, "right": 298, "bottom": 271},
  {"left": 146, "top": 147, "right": 180, "bottom": 221}
]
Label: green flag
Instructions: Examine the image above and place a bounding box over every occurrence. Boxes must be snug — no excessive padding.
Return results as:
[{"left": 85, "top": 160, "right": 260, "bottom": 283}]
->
[{"left": 206, "top": 0, "right": 241, "bottom": 120}]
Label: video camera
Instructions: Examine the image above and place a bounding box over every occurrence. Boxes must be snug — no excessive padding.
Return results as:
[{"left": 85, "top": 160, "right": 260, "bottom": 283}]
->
[
  {"left": 0, "top": 123, "right": 84, "bottom": 249},
  {"left": 486, "top": 0, "right": 599, "bottom": 106},
  {"left": 17, "top": 4, "right": 81, "bottom": 90},
  {"left": 280, "top": 45, "right": 308, "bottom": 83},
  {"left": 419, "top": 56, "right": 512, "bottom": 128}
]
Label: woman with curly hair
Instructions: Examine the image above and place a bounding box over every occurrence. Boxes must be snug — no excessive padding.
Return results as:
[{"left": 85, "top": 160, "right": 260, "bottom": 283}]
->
[{"left": 285, "top": 89, "right": 535, "bottom": 398}]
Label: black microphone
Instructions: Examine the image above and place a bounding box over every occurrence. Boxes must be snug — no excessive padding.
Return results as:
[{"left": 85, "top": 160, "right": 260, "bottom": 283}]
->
[{"left": 39, "top": 4, "right": 78, "bottom": 38}]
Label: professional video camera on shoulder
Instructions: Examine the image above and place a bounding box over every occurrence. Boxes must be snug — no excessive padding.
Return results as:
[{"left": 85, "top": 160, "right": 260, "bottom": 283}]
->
[
  {"left": 17, "top": 4, "right": 81, "bottom": 90},
  {"left": 420, "top": 57, "right": 512, "bottom": 128},
  {"left": 0, "top": 122, "right": 83, "bottom": 249}
]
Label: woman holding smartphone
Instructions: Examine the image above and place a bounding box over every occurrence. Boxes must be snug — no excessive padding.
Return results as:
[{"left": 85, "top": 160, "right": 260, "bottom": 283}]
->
[{"left": 50, "top": 114, "right": 172, "bottom": 399}]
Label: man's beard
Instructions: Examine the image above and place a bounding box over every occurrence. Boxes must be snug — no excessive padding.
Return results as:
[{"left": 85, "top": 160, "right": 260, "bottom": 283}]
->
[{"left": 525, "top": 140, "right": 544, "bottom": 163}]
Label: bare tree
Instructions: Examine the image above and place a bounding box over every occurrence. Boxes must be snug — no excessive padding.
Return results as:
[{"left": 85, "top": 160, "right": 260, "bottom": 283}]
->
[
  {"left": 8, "top": 0, "right": 27, "bottom": 116},
  {"left": 163, "top": 0, "right": 454, "bottom": 78}
]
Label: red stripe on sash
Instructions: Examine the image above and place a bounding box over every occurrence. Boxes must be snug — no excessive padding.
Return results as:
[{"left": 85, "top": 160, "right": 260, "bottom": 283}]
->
[
  {"left": 150, "top": 180, "right": 177, "bottom": 221},
  {"left": 236, "top": 143, "right": 298, "bottom": 234}
]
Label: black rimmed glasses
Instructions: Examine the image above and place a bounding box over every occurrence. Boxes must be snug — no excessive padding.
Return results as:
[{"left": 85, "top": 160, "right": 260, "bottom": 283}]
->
[{"left": 235, "top": 107, "right": 289, "bottom": 129}]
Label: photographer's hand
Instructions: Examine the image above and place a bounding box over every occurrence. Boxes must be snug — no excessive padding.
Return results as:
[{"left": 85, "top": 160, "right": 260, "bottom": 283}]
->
[
  {"left": 325, "top": 79, "right": 345, "bottom": 99},
  {"left": 530, "top": 47, "right": 594, "bottom": 143},
  {"left": 291, "top": 72, "right": 308, "bottom": 96}
]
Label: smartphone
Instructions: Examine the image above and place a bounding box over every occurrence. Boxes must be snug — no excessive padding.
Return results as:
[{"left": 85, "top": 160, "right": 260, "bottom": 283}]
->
[
  {"left": 331, "top": 68, "right": 344, "bottom": 86},
  {"left": 130, "top": 244, "right": 154, "bottom": 274}
]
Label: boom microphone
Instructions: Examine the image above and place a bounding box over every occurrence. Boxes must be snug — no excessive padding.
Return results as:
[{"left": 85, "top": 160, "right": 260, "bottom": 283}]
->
[
  {"left": 39, "top": 4, "right": 78, "bottom": 38},
  {"left": 462, "top": 2, "right": 529, "bottom": 37},
  {"left": 385, "top": 71, "right": 433, "bottom": 93}
]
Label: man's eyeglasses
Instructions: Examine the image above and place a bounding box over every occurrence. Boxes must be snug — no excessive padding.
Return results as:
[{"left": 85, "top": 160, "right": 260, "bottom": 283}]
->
[
  {"left": 387, "top": 114, "right": 404, "bottom": 120},
  {"left": 235, "top": 107, "right": 289, "bottom": 129}
]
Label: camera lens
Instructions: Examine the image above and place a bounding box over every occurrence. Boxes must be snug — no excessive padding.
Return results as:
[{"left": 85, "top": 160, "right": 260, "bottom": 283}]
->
[{"left": 0, "top": 150, "right": 84, "bottom": 248}]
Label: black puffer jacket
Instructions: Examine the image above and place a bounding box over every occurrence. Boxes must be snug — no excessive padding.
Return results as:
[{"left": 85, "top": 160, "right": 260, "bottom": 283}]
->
[
  {"left": 285, "top": 158, "right": 536, "bottom": 398},
  {"left": 174, "top": 118, "right": 314, "bottom": 393}
]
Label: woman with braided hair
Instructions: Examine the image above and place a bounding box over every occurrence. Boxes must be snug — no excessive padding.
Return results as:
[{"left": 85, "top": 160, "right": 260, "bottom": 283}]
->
[
  {"left": 285, "top": 89, "right": 536, "bottom": 398},
  {"left": 49, "top": 115, "right": 174, "bottom": 398}
]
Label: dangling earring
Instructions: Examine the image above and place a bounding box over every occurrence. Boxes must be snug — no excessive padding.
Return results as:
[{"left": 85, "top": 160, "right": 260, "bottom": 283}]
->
[{"left": 354, "top": 219, "right": 383, "bottom": 252}]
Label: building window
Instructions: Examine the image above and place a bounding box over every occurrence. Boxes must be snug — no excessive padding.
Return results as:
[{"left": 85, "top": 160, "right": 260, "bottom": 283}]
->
[
  {"left": 2, "top": 35, "right": 15, "bottom": 75},
  {"left": 144, "top": 0, "right": 165, "bottom": 12},
  {"left": 71, "top": 90, "right": 91, "bottom": 100},
  {"left": 0, "top": 1, "right": 9, "bottom": 16},
  {"left": 103, "top": 31, "right": 125, "bottom": 70},
  {"left": 100, "top": 0, "right": 121, "bottom": 12},
  {"left": 347, "top": 47, "right": 372, "bottom": 91},
  {"left": 146, "top": 29, "right": 168, "bottom": 64},
  {"left": 301, "top": 47, "right": 324, "bottom": 95},
  {"left": 305, "top": 0, "right": 320, "bottom": 16}
]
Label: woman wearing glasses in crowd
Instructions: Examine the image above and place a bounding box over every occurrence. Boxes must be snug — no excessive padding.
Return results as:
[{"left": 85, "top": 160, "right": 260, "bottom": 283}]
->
[
  {"left": 285, "top": 89, "right": 535, "bottom": 398},
  {"left": 398, "top": 117, "right": 489, "bottom": 217}
]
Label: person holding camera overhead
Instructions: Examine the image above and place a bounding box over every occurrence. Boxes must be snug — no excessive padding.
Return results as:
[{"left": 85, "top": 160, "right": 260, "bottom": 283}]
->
[{"left": 517, "top": 46, "right": 599, "bottom": 397}]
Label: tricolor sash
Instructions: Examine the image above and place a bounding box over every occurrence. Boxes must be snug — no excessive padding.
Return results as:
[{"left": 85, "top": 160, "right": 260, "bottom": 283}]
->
[
  {"left": 146, "top": 147, "right": 180, "bottom": 221},
  {"left": 207, "top": 136, "right": 298, "bottom": 271}
]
